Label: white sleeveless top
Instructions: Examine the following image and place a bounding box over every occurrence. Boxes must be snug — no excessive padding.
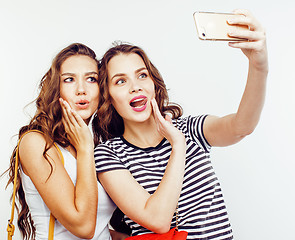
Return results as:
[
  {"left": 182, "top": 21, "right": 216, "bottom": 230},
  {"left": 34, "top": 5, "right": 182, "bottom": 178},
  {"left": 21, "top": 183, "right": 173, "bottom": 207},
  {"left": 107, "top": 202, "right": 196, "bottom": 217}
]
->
[{"left": 20, "top": 144, "right": 116, "bottom": 240}]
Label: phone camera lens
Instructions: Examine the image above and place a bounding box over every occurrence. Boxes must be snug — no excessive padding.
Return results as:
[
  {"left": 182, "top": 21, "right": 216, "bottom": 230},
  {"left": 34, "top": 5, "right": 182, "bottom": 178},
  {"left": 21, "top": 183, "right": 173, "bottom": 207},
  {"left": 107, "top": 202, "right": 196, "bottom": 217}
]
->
[{"left": 202, "top": 33, "right": 206, "bottom": 37}]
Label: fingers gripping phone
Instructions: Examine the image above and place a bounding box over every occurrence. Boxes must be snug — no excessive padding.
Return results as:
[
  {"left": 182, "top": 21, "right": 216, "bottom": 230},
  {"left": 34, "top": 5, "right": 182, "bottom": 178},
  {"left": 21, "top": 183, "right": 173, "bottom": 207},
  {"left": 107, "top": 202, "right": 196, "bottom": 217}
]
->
[{"left": 193, "top": 11, "right": 248, "bottom": 41}]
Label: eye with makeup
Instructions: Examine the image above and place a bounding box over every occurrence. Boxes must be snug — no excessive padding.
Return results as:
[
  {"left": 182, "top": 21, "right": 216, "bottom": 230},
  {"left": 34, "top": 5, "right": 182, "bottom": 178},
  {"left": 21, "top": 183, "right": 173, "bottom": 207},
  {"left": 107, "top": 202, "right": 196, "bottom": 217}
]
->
[
  {"left": 87, "top": 76, "right": 98, "bottom": 83},
  {"left": 138, "top": 72, "right": 148, "bottom": 79},
  {"left": 63, "top": 77, "right": 74, "bottom": 83},
  {"left": 115, "top": 78, "right": 126, "bottom": 85}
]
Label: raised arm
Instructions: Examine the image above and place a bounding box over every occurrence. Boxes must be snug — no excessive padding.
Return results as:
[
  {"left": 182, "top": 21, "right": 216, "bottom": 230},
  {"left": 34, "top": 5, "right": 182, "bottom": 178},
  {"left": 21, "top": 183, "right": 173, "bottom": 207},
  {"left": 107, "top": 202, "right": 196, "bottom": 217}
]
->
[
  {"left": 19, "top": 99, "right": 98, "bottom": 239},
  {"left": 98, "top": 99, "right": 186, "bottom": 234},
  {"left": 204, "top": 9, "right": 268, "bottom": 147}
]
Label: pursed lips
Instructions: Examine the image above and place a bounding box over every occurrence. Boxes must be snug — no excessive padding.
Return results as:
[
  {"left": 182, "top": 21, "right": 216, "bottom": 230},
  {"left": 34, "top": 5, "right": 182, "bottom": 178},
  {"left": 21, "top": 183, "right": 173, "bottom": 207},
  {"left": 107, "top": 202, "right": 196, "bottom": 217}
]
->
[{"left": 75, "top": 99, "right": 90, "bottom": 109}]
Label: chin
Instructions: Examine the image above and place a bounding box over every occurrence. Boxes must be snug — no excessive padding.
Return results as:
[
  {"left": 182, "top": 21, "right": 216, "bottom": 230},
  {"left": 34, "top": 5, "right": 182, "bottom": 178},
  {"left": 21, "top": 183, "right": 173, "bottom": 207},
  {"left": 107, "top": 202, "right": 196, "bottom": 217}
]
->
[
  {"left": 78, "top": 113, "right": 92, "bottom": 124},
  {"left": 136, "top": 112, "right": 153, "bottom": 123}
]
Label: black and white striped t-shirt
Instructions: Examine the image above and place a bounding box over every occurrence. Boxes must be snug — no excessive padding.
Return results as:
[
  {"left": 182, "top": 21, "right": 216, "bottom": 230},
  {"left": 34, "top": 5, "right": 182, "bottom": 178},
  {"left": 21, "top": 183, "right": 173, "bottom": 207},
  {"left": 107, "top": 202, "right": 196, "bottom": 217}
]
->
[{"left": 94, "top": 115, "right": 233, "bottom": 239}]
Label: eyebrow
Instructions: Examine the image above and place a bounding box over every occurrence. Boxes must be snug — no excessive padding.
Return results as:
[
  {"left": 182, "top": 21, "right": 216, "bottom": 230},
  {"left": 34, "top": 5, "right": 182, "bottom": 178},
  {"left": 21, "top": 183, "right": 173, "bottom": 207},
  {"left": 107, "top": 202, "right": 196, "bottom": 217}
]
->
[
  {"left": 110, "top": 67, "right": 147, "bottom": 80},
  {"left": 60, "top": 71, "right": 98, "bottom": 77}
]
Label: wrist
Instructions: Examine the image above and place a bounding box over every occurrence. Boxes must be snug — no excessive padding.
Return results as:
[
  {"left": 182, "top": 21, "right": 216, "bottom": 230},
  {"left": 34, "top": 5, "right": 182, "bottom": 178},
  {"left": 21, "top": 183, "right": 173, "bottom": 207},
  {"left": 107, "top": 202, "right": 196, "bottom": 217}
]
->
[
  {"left": 249, "top": 52, "right": 269, "bottom": 73},
  {"left": 171, "top": 138, "right": 186, "bottom": 152},
  {"left": 249, "top": 62, "right": 269, "bottom": 81},
  {"left": 251, "top": 63, "right": 269, "bottom": 73},
  {"left": 171, "top": 134, "right": 186, "bottom": 147},
  {"left": 76, "top": 147, "right": 94, "bottom": 157}
]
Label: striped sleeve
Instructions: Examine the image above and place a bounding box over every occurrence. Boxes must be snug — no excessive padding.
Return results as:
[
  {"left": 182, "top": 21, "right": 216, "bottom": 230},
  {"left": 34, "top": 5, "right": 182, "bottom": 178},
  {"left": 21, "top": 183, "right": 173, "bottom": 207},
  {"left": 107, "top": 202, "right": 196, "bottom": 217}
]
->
[
  {"left": 94, "top": 143, "right": 126, "bottom": 173},
  {"left": 177, "top": 115, "right": 211, "bottom": 153}
]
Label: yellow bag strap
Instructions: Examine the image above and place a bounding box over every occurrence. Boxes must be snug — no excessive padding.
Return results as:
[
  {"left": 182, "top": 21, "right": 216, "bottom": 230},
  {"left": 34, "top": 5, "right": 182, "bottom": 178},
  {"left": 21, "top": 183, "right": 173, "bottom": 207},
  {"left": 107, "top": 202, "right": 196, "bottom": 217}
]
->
[{"left": 7, "top": 129, "right": 64, "bottom": 240}]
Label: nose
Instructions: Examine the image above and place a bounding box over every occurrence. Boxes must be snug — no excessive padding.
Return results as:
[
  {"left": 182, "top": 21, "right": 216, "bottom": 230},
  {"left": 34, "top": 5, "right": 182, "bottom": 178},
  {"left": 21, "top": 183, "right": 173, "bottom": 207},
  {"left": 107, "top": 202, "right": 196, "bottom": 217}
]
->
[
  {"left": 76, "top": 79, "right": 86, "bottom": 95},
  {"left": 129, "top": 79, "right": 142, "bottom": 94}
]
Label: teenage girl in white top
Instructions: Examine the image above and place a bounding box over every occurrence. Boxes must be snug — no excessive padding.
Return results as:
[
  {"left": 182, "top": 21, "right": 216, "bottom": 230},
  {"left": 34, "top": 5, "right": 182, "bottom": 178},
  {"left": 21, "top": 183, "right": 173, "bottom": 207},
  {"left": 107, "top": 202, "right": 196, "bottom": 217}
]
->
[{"left": 5, "top": 43, "right": 125, "bottom": 239}]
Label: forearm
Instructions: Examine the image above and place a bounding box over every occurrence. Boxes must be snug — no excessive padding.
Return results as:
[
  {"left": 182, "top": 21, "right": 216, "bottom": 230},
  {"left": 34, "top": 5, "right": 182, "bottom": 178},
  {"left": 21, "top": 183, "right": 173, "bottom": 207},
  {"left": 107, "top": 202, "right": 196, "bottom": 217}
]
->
[
  {"left": 142, "top": 142, "right": 186, "bottom": 232},
  {"left": 225, "top": 9, "right": 268, "bottom": 136},
  {"left": 74, "top": 149, "right": 98, "bottom": 225},
  {"left": 99, "top": 140, "right": 186, "bottom": 234},
  {"left": 233, "top": 62, "right": 268, "bottom": 136},
  {"left": 56, "top": 150, "right": 98, "bottom": 237}
]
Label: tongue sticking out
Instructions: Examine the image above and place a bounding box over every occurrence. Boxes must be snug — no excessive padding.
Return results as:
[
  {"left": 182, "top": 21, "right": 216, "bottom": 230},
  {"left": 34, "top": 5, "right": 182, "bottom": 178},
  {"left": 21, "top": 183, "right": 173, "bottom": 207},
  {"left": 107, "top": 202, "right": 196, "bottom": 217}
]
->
[{"left": 130, "top": 98, "right": 147, "bottom": 108}]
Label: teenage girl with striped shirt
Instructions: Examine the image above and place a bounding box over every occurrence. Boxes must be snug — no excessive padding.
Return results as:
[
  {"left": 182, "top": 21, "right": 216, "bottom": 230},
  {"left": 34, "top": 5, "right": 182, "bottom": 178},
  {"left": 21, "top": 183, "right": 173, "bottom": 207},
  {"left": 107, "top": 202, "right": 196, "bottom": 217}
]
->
[
  {"left": 95, "top": 9, "right": 267, "bottom": 239},
  {"left": 93, "top": 9, "right": 268, "bottom": 239}
]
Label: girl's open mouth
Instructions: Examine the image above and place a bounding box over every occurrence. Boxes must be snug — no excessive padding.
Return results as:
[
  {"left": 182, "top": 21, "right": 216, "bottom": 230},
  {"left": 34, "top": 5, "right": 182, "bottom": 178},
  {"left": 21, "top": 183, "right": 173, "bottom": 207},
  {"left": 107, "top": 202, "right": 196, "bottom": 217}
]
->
[{"left": 129, "top": 96, "right": 148, "bottom": 112}]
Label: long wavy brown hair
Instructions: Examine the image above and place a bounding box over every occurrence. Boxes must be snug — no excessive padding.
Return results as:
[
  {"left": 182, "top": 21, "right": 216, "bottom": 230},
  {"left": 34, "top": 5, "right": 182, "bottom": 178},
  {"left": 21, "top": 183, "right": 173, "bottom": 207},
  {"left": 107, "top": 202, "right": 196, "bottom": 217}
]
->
[
  {"left": 97, "top": 42, "right": 183, "bottom": 142},
  {"left": 3, "top": 43, "right": 99, "bottom": 240}
]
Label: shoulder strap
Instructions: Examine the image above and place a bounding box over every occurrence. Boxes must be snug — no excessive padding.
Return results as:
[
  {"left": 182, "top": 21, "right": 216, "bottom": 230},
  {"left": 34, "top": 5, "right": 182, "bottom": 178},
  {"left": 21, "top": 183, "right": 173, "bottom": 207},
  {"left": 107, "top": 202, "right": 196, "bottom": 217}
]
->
[{"left": 7, "top": 130, "right": 64, "bottom": 240}]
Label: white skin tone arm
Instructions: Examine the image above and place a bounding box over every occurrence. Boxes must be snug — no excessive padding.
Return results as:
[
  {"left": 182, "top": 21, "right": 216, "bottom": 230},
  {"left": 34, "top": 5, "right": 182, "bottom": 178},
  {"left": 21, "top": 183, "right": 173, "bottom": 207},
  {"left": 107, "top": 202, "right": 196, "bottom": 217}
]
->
[
  {"left": 204, "top": 9, "right": 268, "bottom": 146},
  {"left": 99, "top": 9, "right": 268, "bottom": 235},
  {"left": 98, "top": 99, "right": 186, "bottom": 234},
  {"left": 19, "top": 99, "right": 98, "bottom": 239}
]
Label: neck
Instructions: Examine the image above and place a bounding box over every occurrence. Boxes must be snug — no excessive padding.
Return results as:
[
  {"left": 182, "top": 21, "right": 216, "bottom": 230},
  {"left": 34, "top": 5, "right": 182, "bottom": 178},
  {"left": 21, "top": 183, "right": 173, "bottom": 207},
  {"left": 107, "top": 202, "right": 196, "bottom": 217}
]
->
[{"left": 123, "top": 117, "right": 164, "bottom": 148}]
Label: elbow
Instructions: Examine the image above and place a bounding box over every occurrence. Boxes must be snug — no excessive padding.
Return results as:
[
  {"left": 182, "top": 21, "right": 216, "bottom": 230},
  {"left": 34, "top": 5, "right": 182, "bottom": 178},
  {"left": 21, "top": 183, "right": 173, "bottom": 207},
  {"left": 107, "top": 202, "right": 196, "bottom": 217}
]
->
[
  {"left": 152, "top": 224, "right": 171, "bottom": 234},
  {"left": 238, "top": 126, "right": 256, "bottom": 138},
  {"left": 245, "top": 128, "right": 255, "bottom": 136},
  {"left": 79, "top": 233, "right": 95, "bottom": 239},
  {"left": 80, "top": 226, "right": 95, "bottom": 239},
  {"left": 224, "top": 127, "right": 255, "bottom": 146},
  {"left": 232, "top": 130, "right": 253, "bottom": 144},
  {"left": 154, "top": 226, "right": 171, "bottom": 234},
  {"left": 71, "top": 219, "right": 96, "bottom": 239},
  {"left": 234, "top": 122, "right": 257, "bottom": 140},
  {"left": 147, "top": 218, "right": 171, "bottom": 234},
  {"left": 231, "top": 114, "right": 260, "bottom": 139},
  {"left": 71, "top": 201, "right": 98, "bottom": 238},
  {"left": 75, "top": 227, "right": 95, "bottom": 239}
]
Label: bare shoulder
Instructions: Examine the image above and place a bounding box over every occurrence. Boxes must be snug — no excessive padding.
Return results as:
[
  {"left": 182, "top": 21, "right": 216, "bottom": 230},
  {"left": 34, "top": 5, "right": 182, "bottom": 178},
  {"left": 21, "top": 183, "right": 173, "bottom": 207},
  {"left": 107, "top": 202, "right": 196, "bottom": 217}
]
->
[
  {"left": 18, "top": 131, "right": 47, "bottom": 156},
  {"left": 18, "top": 131, "right": 60, "bottom": 176},
  {"left": 20, "top": 130, "right": 46, "bottom": 145}
]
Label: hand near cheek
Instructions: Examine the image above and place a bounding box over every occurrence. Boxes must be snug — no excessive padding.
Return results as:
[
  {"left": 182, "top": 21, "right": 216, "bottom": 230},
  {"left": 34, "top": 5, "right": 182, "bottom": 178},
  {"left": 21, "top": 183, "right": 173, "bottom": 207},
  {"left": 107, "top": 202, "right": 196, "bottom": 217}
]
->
[
  {"left": 59, "top": 98, "right": 94, "bottom": 152},
  {"left": 151, "top": 98, "right": 185, "bottom": 147}
]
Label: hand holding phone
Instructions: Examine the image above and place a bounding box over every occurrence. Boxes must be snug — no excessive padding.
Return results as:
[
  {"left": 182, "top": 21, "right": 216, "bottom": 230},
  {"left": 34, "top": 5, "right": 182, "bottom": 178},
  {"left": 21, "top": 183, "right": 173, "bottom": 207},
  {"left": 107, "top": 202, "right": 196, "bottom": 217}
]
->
[{"left": 193, "top": 11, "right": 248, "bottom": 41}]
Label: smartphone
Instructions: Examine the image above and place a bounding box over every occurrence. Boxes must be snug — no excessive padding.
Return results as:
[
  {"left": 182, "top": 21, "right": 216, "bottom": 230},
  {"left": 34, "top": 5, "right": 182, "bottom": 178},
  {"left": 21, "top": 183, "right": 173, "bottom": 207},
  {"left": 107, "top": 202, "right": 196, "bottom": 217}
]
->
[{"left": 193, "top": 11, "right": 248, "bottom": 41}]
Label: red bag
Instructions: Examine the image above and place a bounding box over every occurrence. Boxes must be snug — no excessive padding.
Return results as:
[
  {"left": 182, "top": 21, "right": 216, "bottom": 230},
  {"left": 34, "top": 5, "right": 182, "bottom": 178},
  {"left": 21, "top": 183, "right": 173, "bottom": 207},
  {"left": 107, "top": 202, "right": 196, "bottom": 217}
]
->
[{"left": 125, "top": 227, "right": 188, "bottom": 240}]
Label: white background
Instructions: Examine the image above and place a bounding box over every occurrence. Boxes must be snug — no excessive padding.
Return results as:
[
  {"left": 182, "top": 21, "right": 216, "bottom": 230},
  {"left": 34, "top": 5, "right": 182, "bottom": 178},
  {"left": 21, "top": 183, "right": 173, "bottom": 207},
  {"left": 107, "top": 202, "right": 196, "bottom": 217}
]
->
[{"left": 1, "top": 0, "right": 295, "bottom": 239}]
